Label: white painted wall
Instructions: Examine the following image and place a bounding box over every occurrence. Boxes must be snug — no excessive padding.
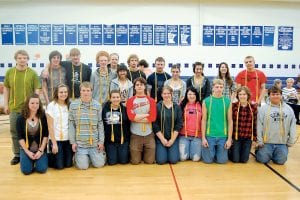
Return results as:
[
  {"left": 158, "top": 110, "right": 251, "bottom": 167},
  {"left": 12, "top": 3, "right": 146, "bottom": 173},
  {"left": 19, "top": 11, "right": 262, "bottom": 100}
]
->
[{"left": 0, "top": 0, "right": 299, "bottom": 78}]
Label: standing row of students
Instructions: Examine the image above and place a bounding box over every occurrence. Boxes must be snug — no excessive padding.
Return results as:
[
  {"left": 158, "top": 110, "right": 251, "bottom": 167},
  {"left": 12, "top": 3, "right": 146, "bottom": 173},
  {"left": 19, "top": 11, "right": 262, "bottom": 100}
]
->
[{"left": 3, "top": 49, "right": 298, "bottom": 175}]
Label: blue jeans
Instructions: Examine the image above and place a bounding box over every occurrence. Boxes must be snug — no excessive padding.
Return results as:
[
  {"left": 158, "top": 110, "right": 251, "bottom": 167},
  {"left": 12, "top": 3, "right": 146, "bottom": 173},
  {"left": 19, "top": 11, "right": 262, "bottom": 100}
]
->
[
  {"left": 179, "top": 136, "right": 201, "bottom": 161},
  {"left": 202, "top": 137, "right": 228, "bottom": 164},
  {"left": 74, "top": 147, "right": 106, "bottom": 170},
  {"left": 105, "top": 141, "right": 129, "bottom": 165},
  {"left": 155, "top": 138, "right": 179, "bottom": 165},
  {"left": 256, "top": 144, "right": 288, "bottom": 165},
  {"left": 48, "top": 140, "right": 73, "bottom": 169},
  {"left": 20, "top": 149, "right": 48, "bottom": 175},
  {"left": 229, "top": 138, "right": 252, "bottom": 163}
]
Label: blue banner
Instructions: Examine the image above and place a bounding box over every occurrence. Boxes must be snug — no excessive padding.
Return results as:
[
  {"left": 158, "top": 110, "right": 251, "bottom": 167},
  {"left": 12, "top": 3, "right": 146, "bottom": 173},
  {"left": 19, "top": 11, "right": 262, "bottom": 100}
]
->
[
  {"left": 278, "top": 26, "right": 293, "bottom": 50},
  {"left": 202, "top": 25, "right": 214, "bottom": 46},
  {"left": 103, "top": 24, "right": 115, "bottom": 45},
  {"left": 1, "top": 24, "right": 13, "bottom": 45},
  {"left": 78, "top": 24, "right": 90, "bottom": 45},
  {"left": 52, "top": 24, "right": 64, "bottom": 45},
  {"left": 263, "top": 26, "right": 274, "bottom": 46},
  {"left": 251, "top": 26, "right": 262, "bottom": 46},
  {"left": 179, "top": 25, "right": 191, "bottom": 46},
  {"left": 65, "top": 24, "right": 77, "bottom": 45},
  {"left": 14, "top": 24, "right": 26, "bottom": 45},
  {"left": 142, "top": 24, "right": 153, "bottom": 45},
  {"left": 239, "top": 26, "right": 251, "bottom": 46},
  {"left": 154, "top": 25, "right": 167, "bottom": 45},
  {"left": 167, "top": 25, "right": 178, "bottom": 46},
  {"left": 116, "top": 24, "right": 128, "bottom": 45},
  {"left": 129, "top": 24, "right": 140, "bottom": 45},
  {"left": 39, "top": 24, "right": 51, "bottom": 45},
  {"left": 215, "top": 25, "right": 226, "bottom": 46},
  {"left": 90, "top": 24, "right": 102, "bottom": 45},
  {"left": 227, "top": 26, "right": 239, "bottom": 46},
  {"left": 27, "top": 24, "right": 39, "bottom": 45}
]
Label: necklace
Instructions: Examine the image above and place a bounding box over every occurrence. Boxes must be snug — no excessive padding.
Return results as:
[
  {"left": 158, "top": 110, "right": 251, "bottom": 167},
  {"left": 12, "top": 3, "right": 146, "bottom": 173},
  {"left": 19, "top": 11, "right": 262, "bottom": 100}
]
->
[
  {"left": 110, "top": 105, "right": 124, "bottom": 144},
  {"left": 77, "top": 100, "right": 93, "bottom": 145},
  {"left": 99, "top": 69, "right": 110, "bottom": 104},
  {"left": 161, "top": 102, "right": 174, "bottom": 138},
  {"left": 235, "top": 102, "right": 254, "bottom": 140},
  {"left": 50, "top": 66, "right": 62, "bottom": 100},
  {"left": 13, "top": 67, "right": 28, "bottom": 107},
  {"left": 207, "top": 95, "right": 227, "bottom": 135}
]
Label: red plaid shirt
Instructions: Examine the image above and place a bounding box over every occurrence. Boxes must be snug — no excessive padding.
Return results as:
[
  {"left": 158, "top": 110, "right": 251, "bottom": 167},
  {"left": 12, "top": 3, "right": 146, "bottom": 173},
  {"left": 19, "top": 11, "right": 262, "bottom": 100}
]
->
[{"left": 232, "top": 102, "right": 257, "bottom": 140}]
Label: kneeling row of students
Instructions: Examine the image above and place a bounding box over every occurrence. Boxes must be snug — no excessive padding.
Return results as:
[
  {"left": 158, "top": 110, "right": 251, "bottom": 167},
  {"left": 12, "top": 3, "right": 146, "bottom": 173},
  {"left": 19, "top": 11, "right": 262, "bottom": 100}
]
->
[{"left": 17, "top": 78, "right": 297, "bottom": 174}]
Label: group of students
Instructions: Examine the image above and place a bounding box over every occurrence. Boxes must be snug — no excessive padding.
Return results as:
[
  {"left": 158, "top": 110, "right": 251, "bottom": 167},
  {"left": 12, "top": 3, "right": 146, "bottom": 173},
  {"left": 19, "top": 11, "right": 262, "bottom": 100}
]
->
[{"left": 3, "top": 49, "right": 298, "bottom": 175}]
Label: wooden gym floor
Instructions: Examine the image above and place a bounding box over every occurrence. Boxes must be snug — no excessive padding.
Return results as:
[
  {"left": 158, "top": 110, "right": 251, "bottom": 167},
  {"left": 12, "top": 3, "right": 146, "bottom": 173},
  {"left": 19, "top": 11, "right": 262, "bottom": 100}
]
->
[{"left": 0, "top": 114, "right": 299, "bottom": 200}]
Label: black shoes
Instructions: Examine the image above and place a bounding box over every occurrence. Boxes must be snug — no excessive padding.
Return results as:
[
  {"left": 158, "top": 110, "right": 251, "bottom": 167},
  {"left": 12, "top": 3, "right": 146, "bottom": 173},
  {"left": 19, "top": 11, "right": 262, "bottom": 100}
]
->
[{"left": 10, "top": 157, "right": 20, "bottom": 165}]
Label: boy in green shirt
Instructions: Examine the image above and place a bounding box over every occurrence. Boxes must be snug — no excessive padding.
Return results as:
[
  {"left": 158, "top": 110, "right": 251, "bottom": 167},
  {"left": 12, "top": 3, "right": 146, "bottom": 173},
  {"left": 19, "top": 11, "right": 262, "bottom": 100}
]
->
[
  {"left": 201, "top": 79, "right": 233, "bottom": 163},
  {"left": 4, "top": 50, "right": 41, "bottom": 165}
]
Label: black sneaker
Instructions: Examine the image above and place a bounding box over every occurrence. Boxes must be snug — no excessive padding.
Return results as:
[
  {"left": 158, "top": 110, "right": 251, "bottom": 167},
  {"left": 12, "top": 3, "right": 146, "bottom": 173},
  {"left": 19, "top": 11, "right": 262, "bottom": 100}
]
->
[{"left": 10, "top": 157, "right": 20, "bottom": 165}]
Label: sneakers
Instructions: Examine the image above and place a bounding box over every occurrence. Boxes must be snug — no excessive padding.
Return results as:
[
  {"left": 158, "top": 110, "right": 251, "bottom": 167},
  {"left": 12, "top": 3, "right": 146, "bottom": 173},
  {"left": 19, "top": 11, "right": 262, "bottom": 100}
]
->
[{"left": 10, "top": 157, "right": 20, "bottom": 165}]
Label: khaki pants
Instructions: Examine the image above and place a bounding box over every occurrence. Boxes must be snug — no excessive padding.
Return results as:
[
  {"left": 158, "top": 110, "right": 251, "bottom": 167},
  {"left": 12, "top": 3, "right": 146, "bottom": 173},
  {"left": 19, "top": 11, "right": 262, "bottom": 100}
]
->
[
  {"left": 9, "top": 112, "right": 20, "bottom": 157},
  {"left": 130, "top": 133, "right": 155, "bottom": 164}
]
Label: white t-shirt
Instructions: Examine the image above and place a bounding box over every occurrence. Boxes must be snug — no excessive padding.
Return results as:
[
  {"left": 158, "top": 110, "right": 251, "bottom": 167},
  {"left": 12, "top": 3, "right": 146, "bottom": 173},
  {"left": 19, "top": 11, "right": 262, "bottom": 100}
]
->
[{"left": 46, "top": 101, "right": 69, "bottom": 141}]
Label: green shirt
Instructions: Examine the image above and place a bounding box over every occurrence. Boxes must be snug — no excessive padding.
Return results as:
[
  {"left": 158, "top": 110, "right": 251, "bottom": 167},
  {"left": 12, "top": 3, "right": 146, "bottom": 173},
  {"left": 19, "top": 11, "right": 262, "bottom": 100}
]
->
[
  {"left": 204, "top": 96, "right": 230, "bottom": 137},
  {"left": 4, "top": 67, "right": 41, "bottom": 112}
]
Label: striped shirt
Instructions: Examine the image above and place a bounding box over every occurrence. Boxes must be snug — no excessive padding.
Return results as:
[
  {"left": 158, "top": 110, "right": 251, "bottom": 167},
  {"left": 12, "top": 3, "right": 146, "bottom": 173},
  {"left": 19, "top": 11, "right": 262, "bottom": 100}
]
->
[{"left": 69, "top": 99, "right": 104, "bottom": 148}]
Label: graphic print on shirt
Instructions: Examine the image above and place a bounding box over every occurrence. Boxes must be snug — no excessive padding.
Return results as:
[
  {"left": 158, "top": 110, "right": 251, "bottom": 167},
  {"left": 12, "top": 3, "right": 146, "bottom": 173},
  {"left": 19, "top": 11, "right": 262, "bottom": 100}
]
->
[{"left": 105, "top": 111, "right": 121, "bottom": 125}]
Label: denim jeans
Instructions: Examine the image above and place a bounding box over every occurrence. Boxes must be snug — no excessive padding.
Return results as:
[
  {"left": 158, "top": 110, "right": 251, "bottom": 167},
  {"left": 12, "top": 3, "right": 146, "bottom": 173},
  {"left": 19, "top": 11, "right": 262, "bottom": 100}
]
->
[
  {"left": 155, "top": 138, "right": 179, "bottom": 165},
  {"left": 74, "top": 147, "right": 106, "bottom": 169},
  {"left": 20, "top": 149, "right": 48, "bottom": 175},
  {"left": 229, "top": 138, "right": 252, "bottom": 163},
  {"left": 179, "top": 136, "right": 202, "bottom": 161},
  {"left": 256, "top": 144, "right": 288, "bottom": 165},
  {"left": 202, "top": 137, "right": 228, "bottom": 164},
  {"left": 48, "top": 140, "right": 73, "bottom": 169},
  {"left": 105, "top": 141, "right": 129, "bottom": 165}
]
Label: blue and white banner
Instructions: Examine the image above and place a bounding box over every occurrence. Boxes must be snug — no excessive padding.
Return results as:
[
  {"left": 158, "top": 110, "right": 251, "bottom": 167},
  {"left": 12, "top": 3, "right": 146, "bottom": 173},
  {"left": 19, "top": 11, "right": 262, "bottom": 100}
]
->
[
  {"left": 90, "top": 24, "right": 102, "bottom": 45},
  {"left": 154, "top": 25, "right": 167, "bottom": 45},
  {"left": 39, "top": 24, "right": 51, "bottom": 45},
  {"left": 227, "top": 26, "right": 239, "bottom": 46},
  {"left": 52, "top": 24, "right": 64, "bottom": 45},
  {"left": 14, "top": 24, "right": 26, "bottom": 45},
  {"left": 179, "top": 25, "right": 191, "bottom": 46},
  {"left": 27, "top": 24, "right": 39, "bottom": 45},
  {"left": 251, "top": 26, "right": 263, "bottom": 46},
  {"left": 129, "top": 24, "right": 140, "bottom": 45},
  {"left": 263, "top": 26, "right": 275, "bottom": 46},
  {"left": 239, "top": 26, "right": 251, "bottom": 46},
  {"left": 65, "top": 24, "right": 77, "bottom": 45},
  {"left": 278, "top": 26, "right": 293, "bottom": 51},
  {"left": 142, "top": 24, "right": 153, "bottom": 45},
  {"left": 1, "top": 24, "right": 14, "bottom": 45},
  {"left": 116, "top": 24, "right": 128, "bottom": 45},
  {"left": 202, "top": 25, "right": 214, "bottom": 46},
  {"left": 167, "top": 25, "right": 178, "bottom": 46},
  {"left": 215, "top": 25, "right": 226, "bottom": 46},
  {"left": 78, "top": 24, "right": 90, "bottom": 45},
  {"left": 103, "top": 24, "right": 115, "bottom": 45}
]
